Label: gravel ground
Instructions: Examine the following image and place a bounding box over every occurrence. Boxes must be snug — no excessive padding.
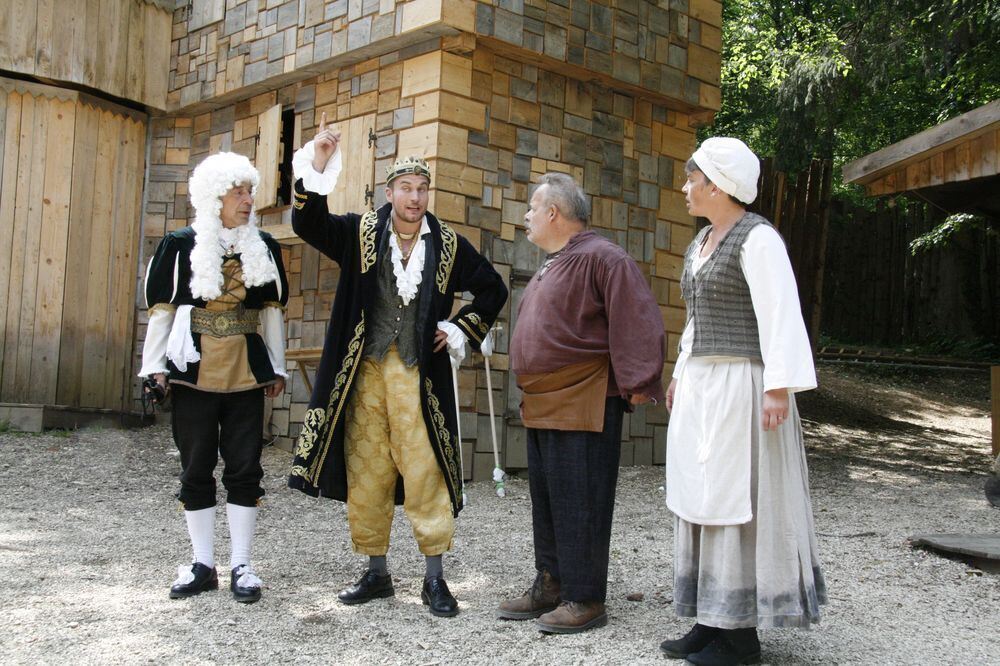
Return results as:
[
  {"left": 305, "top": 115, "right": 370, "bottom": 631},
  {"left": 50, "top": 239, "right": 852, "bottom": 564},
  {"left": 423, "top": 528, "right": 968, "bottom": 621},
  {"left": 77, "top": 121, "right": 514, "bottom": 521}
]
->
[{"left": 1, "top": 365, "right": 997, "bottom": 665}]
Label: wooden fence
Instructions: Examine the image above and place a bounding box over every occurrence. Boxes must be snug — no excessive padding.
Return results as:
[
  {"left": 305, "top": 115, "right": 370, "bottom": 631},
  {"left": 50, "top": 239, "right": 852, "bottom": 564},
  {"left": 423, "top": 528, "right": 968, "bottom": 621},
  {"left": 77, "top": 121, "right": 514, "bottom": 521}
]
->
[
  {"left": 821, "top": 198, "right": 999, "bottom": 345},
  {"left": 748, "top": 157, "right": 834, "bottom": 345}
]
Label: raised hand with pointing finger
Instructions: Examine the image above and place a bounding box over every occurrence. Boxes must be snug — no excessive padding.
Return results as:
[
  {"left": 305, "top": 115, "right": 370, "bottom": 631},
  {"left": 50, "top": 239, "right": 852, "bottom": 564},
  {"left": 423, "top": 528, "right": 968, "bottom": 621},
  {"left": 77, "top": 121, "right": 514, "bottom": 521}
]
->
[{"left": 312, "top": 112, "right": 341, "bottom": 172}]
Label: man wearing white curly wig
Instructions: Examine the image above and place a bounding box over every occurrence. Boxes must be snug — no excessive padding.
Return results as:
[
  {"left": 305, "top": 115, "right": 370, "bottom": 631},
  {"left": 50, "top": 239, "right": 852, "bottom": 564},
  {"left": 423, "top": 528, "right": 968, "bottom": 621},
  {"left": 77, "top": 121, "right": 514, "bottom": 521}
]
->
[
  {"left": 288, "top": 113, "right": 507, "bottom": 617},
  {"left": 139, "top": 151, "right": 289, "bottom": 604}
]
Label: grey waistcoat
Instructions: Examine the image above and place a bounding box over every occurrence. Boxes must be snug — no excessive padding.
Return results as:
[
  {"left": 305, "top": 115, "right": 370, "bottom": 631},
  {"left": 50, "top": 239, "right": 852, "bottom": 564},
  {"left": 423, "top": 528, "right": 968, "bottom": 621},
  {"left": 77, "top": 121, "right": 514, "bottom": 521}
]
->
[
  {"left": 681, "top": 212, "right": 772, "bottom": 360},
  {"left": 365, "top": 239, "right": 421, "bottom": 366}
]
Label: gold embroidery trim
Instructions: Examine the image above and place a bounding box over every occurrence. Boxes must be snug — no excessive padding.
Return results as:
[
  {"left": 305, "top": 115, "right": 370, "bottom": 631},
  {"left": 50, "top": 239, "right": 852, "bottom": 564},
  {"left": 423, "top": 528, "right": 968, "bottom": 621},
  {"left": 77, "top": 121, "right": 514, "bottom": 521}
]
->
[
  {"left": 290, "top": 316, "right": 366, "bottom": 483},
  {"left": 359, "top": 209, "right": 378, "bottom": 274},
  {"left": 466, "top": 311, "right": 489, "bottom": 336},
  {"left": 293, "top": 199, "right": 305, "bottom": 210},
  {"left": 424, "top": 376, "right": 461, "bottom": 500},
  {"left": 291, "top": 407, "right": 326, "bottom": 474},
  {"left": 457, "top": 318, "right": 483, "bottom": 345},
  {"left": 436, "top": 223, "right": 457, "bottom": 293},
  {"left": 190, "top": 307, "right": 260, "bottom": 336}
]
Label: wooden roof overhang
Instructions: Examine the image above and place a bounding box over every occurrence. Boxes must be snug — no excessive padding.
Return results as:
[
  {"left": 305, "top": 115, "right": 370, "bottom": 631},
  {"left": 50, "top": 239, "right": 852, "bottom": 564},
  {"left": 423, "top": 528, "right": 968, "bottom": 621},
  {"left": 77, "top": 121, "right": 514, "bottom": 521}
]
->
[{"left": 842, "top": 100, "right": 1000, "bottom": 216}]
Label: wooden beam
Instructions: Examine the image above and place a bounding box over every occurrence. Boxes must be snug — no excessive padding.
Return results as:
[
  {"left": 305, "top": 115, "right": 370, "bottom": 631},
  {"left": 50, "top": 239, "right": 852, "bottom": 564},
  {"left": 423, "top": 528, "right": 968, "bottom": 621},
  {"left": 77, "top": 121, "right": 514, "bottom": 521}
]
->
[{"left": 843, "top": 100, "right": 1000, "bottom": 185}]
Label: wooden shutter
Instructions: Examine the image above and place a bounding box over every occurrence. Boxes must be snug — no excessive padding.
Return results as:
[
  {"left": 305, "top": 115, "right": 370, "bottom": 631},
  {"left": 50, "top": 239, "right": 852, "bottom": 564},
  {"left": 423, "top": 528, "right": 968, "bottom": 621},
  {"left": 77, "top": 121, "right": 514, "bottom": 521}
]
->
[
  {"left": 255, "top": 103, "right": 281, "bottom": 209},
  {"left": 326, "top": 113, "right": 376, "bottom": 214}
]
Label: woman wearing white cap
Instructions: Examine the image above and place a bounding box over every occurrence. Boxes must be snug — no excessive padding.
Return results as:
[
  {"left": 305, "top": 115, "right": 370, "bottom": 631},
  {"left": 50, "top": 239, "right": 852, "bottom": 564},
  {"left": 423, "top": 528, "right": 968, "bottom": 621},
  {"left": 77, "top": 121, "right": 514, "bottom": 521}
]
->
[{"left": 661, "top": 138, "right": 826, "bottom": 664}]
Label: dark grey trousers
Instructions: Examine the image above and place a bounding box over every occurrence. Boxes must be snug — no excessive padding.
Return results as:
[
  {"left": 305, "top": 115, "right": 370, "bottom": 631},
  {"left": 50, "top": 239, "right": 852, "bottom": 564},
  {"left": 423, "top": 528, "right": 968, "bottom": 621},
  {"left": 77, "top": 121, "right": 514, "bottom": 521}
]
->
[{"left": 526, "top": 397, "right": 625, "bottom": 602}]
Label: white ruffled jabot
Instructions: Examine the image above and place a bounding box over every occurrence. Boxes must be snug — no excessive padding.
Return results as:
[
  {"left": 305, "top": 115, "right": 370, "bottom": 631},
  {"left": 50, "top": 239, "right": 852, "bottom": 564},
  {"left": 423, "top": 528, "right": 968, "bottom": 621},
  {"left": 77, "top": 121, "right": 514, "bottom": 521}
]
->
[
  {"left": 388, "top": 216, "right": 430, "bottom": 306},
  {"left": 189, "top": 215, "right": 278, "bottom": 301}
]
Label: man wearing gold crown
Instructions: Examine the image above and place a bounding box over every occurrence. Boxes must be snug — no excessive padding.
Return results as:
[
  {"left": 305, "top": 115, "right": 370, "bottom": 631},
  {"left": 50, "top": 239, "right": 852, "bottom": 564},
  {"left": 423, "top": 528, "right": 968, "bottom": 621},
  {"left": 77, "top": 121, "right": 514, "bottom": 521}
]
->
[{"left": 287, "top": 114, "right": 507, "bottom": 617}]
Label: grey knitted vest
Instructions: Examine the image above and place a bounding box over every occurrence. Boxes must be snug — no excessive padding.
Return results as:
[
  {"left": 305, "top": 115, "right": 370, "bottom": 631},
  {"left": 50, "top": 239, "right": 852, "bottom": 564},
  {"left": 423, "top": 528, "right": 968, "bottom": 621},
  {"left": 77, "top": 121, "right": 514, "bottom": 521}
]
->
[
  {"left": 365, "top": 245, "right": 421, "bottom": 366},
  {"left": 681, "top": 212, "right": 772, "bottom": 359}
]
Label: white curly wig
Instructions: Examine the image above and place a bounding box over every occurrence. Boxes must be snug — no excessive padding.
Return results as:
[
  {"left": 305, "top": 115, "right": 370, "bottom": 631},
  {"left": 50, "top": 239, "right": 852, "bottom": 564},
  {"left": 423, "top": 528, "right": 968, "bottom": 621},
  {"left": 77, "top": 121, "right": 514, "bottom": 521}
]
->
[{"left": 188, "top": 152, "right": 278, "bottom": 301}]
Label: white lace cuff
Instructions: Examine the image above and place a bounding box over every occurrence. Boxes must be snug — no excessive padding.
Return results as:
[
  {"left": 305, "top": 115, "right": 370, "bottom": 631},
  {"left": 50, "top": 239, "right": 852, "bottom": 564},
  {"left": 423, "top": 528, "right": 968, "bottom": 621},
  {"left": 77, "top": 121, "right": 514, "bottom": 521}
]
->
[
  {"left": 261, "top": 306, "right": 289, "bottom": 379},
  {"left": 437, "top": 320, "right": 467, "bottom": 366},
  {"left": 292, "top": 139, "right": 343, "bottom": 195},
  {"left": 138, "top": 308, "right": 174, "bottom": 377},
  {"left": 166, "top": 305, "right": 201, "bottom": 372}
]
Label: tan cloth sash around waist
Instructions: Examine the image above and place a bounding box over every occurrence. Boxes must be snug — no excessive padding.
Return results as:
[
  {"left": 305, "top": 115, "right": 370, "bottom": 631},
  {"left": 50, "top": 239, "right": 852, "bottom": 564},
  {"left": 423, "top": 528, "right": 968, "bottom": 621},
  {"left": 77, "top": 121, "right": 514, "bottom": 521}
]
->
[
  {"left": 518, "top": 357, "right": 610, "bottom": 433},
  {"left": 190, "top": 307, "right": 260, "bottom": 337}
]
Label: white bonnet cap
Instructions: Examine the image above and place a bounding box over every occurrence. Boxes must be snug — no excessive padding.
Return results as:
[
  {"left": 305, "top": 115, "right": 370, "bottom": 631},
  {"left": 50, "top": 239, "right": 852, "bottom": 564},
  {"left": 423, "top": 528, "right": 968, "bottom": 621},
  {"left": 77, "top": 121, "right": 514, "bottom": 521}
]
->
[
  {"left": 691, "top": 137, "right": 759, "bottom": 205},
  {"left": 188, "top": 152, "right": 260, "bottom": 216}
]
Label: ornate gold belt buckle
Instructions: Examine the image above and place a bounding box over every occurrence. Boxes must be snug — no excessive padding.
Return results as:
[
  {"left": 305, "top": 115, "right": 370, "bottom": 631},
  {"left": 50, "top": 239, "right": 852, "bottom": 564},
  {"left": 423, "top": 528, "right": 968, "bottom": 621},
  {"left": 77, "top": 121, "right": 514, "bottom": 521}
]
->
[{"left": 212, "top": 313, "right": 231, "bottom": 336}]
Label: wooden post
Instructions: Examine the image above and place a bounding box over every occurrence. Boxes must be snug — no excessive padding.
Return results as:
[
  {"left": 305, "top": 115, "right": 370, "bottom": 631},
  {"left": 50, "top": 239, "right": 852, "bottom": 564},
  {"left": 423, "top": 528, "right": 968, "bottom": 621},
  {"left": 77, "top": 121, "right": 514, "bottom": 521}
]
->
[{"left": 992, "top": 366, "right": 999, "bottom": 458}]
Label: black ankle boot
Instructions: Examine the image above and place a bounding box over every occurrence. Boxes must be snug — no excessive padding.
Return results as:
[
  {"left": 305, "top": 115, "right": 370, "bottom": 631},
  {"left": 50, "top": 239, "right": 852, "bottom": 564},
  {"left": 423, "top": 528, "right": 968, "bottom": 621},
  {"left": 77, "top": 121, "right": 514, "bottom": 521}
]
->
[
  {"left": 686, "top": 628, "right": 761, "bottom": 665},
  {"left": 659, "top": 623, "right": 720, "bottom": 659}
]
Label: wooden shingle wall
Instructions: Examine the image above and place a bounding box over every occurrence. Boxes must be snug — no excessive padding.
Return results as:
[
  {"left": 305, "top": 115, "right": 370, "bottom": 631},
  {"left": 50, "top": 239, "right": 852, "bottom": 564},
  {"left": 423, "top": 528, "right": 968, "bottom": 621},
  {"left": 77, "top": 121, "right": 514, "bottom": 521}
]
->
[
  {"left": 166, "top": 0, "right": 475, "bottom": 110},
  {"left": 471, "top": 0, "right": 721, "bottom": 113},
  {"left": 1, "top": 0, "right": 173, "bottom": 110},
  {"left": 166, "top": 0, "right": 720, "bottom": 116},
  {"left": 136, "top": 0, "right": 721, "bottom": 477},
  {"left": 137, "top": 38, "right": 700, "bottom": 475}
]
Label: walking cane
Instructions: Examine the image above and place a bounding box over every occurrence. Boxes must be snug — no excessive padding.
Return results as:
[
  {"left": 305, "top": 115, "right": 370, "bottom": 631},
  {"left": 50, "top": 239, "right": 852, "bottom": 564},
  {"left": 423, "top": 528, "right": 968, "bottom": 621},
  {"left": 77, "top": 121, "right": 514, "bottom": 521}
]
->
[
  {"left": 449, "top": 352, "right": 468, "bottom": 507},
  {"left": 481, "top": 326, "right": 506, "bottom": 497}
]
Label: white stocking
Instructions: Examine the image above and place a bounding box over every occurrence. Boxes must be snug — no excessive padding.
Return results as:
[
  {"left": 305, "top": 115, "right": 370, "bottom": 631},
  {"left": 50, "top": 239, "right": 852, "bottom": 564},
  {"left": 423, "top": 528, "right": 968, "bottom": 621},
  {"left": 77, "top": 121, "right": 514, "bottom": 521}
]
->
[
  {"left": 184, "top": 507, "right": 215, "bottom": 567},
  {"left": 226, "top": 503, "right": 258, "bottom": 569}
]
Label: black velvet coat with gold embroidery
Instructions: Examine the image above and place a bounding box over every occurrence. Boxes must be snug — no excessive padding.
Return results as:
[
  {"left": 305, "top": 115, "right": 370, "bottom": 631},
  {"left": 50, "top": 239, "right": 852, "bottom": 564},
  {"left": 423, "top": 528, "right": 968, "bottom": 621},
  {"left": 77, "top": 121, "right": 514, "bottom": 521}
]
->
[{"left": 287, "top": 181, "right": 507, "bottom": 516}]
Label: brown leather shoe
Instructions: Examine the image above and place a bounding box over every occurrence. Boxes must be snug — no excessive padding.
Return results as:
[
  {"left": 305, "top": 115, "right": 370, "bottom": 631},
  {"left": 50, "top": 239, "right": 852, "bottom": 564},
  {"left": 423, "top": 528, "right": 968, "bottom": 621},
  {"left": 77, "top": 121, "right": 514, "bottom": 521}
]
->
[
  {"left": 497, "top": 570, "right": 561, "bottom": 620},
  {"left": 535, "top": 601, "right": 608, "bottom": 634}
]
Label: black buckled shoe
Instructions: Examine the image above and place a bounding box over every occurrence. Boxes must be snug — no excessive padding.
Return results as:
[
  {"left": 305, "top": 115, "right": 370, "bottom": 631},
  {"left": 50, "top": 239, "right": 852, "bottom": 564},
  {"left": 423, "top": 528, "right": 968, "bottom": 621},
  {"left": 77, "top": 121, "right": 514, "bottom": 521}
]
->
[
  {"left": 169, "top": 562, "right": 219, "bottom": 599},
  {"left": 337, "top": 569, "right": 395, "bottom": 605},
  {"left": 421, "top": 576, "right": 458, "bottom": 617},
  {"left": 686, "top": 628, "right": 761, "bottom": 665},
  {"left": 230, "top": 565, "right": 263, "bottom": 604},
  {"left": 660, "top": 623, "right": 721, "bottom": 659}
]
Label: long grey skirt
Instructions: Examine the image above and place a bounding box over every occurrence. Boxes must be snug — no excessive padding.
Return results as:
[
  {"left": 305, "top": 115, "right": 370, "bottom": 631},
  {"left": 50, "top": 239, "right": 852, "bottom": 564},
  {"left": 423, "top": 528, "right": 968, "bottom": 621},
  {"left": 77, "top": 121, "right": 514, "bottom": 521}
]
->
[{"left": 672, "top": 363, "right": 826, "bottom": 629}]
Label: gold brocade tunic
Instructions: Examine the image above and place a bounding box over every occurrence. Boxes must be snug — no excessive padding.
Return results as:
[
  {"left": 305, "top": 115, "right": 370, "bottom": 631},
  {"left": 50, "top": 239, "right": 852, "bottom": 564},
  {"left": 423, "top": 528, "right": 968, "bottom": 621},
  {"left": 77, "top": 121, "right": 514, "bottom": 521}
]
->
[{"left": 177, "top": 258, "right": 260, "bottom": 392}]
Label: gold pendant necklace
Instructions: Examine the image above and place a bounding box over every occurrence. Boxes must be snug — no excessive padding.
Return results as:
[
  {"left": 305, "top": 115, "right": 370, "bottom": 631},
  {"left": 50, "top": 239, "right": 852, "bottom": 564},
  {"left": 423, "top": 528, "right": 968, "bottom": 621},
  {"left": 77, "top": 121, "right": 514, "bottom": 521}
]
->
[{"left": 400, "top": 238, "right": 417, "bottom": 263}]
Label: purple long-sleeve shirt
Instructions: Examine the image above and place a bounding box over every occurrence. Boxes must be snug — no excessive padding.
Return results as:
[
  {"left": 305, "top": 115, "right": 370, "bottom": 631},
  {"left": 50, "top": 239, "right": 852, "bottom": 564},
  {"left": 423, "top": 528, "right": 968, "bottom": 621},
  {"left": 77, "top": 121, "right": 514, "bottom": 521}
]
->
[{"left": 510, "top": 230, "right": 666, "bottom": 403}]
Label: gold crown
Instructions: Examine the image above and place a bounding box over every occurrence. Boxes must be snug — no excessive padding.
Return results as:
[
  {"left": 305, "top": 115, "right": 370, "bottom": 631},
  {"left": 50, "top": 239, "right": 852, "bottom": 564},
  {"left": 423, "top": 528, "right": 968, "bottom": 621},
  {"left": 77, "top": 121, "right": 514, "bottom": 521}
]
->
[{"left": 385, "top": 155, "right": 431, "bottom": 184}]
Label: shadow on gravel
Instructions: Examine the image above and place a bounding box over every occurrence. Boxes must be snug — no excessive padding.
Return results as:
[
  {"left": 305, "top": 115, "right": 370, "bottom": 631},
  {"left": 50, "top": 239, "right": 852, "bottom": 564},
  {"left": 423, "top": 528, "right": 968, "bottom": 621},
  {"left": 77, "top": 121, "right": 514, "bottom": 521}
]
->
[{"left": 797, "top": 366, "right": 993, "bottom": 480}]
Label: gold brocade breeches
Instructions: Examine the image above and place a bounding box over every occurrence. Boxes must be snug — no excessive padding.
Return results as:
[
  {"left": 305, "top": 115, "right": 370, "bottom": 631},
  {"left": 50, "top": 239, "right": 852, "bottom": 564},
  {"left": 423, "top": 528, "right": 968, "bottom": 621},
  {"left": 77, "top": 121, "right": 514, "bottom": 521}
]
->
[{"left": 344, "top": 347, "right": 454, "bottom": 556}]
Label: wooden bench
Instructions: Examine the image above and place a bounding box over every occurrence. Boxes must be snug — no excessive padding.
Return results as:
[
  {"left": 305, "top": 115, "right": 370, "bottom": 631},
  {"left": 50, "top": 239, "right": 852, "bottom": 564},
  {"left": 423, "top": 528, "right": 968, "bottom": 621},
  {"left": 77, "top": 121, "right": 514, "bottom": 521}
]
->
[{"left": 285, "top": 347, "right": 324, "bottom": 395}]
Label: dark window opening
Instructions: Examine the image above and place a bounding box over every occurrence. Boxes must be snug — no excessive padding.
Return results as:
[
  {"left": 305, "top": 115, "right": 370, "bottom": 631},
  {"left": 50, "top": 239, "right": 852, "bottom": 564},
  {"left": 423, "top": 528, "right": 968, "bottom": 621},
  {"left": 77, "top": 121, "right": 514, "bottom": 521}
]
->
[{"left": 276, "top": 107, "right": 295, "bottom": 207}]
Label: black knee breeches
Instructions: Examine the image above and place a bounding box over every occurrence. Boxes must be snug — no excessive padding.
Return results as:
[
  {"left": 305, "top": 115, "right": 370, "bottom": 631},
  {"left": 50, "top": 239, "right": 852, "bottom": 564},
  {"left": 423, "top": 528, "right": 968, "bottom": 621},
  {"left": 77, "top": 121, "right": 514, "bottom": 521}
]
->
[{"left": 170, "top": 385, "right": 265, "bottom": 511}]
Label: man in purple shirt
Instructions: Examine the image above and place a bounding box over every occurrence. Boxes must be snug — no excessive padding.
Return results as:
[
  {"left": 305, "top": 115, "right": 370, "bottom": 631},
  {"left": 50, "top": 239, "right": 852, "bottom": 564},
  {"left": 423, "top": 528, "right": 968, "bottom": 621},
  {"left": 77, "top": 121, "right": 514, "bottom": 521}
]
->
[{"left": 499, "top": 172, "right": 666, "bottom": 634}]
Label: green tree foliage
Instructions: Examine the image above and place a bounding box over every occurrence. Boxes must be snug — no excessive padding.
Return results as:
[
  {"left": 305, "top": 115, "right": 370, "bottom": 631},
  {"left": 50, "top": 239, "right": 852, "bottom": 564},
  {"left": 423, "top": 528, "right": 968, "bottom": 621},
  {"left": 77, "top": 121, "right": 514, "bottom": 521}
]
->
[{"left": 710, "top": 0, "right": 1000, "bottom": 174}]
